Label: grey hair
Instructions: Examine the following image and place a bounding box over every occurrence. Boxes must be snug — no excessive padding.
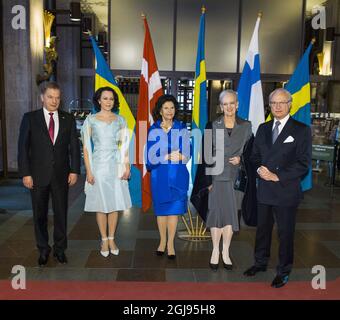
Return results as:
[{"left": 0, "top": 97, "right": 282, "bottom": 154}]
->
[
  {"left": 269, "top": 88, "right": 292, "bottom": 103},
  {"left": 219, "top": 89, "right": 238, "bottom": 105}
]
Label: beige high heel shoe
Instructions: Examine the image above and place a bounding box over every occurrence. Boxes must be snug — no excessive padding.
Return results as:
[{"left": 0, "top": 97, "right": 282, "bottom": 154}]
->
[
  {"left": 108, "top": 236, "right": 119, "bottom": 256},
  {"left": 100, "top": 238, "right": 110, "bottom": 258}
]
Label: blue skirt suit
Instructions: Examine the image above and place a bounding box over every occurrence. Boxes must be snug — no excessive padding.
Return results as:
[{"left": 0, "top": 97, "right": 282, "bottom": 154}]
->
[{"left": 146, "top": 120, "right": 191, "bottom": 216}]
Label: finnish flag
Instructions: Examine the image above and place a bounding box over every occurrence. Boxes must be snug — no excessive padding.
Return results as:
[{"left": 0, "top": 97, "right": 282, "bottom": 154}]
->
[{"left": 237, "top": 15, "right": 264, "bottom": 135}]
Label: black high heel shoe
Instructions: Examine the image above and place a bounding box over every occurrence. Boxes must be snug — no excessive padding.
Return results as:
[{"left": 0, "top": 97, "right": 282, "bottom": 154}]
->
[
  {"left": 222, "top": 252, "right": 233, "bottom": 270},
  {"left": 209, "top": 249, "right": 220, "bottom": 271},
  {"left": 167, "top": 244, "right": 176, "bottom": 259},
  {"left": 209, "top": 262, "right": 219, "bottom": 271},
  {"left": 156, "top": 244, "right": 166, "bottom": 256},
  {"left": 223, "top": 262, "right": 233, "bottom": 270}
]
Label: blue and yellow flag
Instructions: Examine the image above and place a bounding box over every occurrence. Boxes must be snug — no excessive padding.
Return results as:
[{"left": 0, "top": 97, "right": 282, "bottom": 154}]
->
[
  {"left": 90, "top": 36, "right": 141, "bottom": 207},
  {"left": 285, "top": 41, "right": 314, "bottom": 192},
  {"left": 90, "top": 36, "right": 135, "bottom": 133},
  {"left": 191, "top": 7, "right": 208, "bottom": 183}
]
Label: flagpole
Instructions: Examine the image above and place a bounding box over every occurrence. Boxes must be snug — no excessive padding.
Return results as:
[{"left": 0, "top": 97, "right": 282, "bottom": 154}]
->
[{"left": 178, "top": 6, "right": 210, "bottom": 242}]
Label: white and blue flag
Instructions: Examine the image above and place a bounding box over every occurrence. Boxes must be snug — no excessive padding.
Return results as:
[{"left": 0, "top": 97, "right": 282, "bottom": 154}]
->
[{"left": 237, "top": 15, "right": 264, "bottom": 134}]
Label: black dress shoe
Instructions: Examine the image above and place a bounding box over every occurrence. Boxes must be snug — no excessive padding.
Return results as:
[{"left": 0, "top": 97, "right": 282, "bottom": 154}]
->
[
  {"left": 155, "top": 250, "right": 165, "bottom": 256},
  {"left": 167, "top": 254, "right": 176, "bottom": 260},
  {"left": 54, "top": 252, "right": 68, "bottom": 264},
  {"left": 271, "top": 274, "right": 289, "bottom": 288},
  {"left": 243, "top": 265, "right": 267, "bottom": 277},
  {"left": 38, "top": 253, "right": 49, "bottom": 267},
  {"left": 209, "top": 262, "right": 219, "bottom": 271}
]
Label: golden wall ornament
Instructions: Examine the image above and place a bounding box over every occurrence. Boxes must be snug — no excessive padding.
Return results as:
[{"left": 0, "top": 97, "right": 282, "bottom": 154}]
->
[
  {"left": 43, "top": 10, "right": 55, "bottom": 48},
  {"left": 36, "top": 11, "right": 58, "bottom": 85}
]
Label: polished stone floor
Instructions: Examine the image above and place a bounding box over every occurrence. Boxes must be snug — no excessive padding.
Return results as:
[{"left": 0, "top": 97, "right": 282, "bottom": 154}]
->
[{"left": 0, "top": 170, "right": 340, "bottom": 283}]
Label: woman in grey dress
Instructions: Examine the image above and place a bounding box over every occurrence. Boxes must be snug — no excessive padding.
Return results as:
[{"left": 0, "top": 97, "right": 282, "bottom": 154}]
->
[{"left": 207, "top": 90, "right": 252, "bottom": 270}]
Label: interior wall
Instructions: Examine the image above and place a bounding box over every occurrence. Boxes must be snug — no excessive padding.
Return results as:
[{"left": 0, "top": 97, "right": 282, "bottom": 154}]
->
[{"left": 109, "top": 0, "right": 304, "bottom": 74}]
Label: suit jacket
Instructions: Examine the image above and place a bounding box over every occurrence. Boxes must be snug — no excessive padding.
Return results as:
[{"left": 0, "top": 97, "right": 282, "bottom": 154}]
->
[
  {"left": 146, "top": 119, "right": 191, "bottom": 204},
  {"left": 212, "top": 116, "right": 252, "bottom": 181},
  {"left": 18, "top": 108, "right": 81, "bottom": 186},
  {"left": 251, "top": 117, "right": 312, "bottom": 207}
]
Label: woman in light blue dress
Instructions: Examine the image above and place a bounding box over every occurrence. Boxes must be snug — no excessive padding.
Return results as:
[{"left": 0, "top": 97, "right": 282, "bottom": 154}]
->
[{"left": 81, "top": 87, "right": 131, "bottom": 258}]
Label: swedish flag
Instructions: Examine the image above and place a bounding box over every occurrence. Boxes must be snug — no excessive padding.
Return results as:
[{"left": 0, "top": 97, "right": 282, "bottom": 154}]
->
[
  {"left": 191, "top": 7, "right": 208, "bottom": 182},
  {"left": 286, "top": 41, "right": 314, "bottom": 191}
]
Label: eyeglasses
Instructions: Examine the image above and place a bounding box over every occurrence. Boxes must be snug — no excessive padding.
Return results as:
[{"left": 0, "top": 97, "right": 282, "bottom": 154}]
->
[{"left": 269, "top": 101, "right": 291, "bottom": 107}]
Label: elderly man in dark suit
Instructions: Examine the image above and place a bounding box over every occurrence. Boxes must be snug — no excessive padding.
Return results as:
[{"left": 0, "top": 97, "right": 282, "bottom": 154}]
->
[
  {"left": 18, "top": 82, "right": 80, "bottom": 266},
  {"left": 244, "top": 88, "right": 312, "bottom": 288}
]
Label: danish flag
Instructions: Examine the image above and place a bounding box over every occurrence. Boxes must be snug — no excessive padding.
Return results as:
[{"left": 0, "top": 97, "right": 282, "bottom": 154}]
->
[{"left": 136, "top": 16, "right": 163, "bottom": 212}]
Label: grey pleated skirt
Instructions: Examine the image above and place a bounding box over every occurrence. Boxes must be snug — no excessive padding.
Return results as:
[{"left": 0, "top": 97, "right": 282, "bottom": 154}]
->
[{"left": 206, "top": 180, "right": 244, "bottom": 231}]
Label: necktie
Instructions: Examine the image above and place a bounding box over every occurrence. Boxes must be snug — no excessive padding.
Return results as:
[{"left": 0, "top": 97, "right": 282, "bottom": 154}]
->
[
  {"left": 272, "top": 121, "right": 281, "bottom": 144},
  {"left": 48, "top": 112, "right": 55, "bottom": 143}
]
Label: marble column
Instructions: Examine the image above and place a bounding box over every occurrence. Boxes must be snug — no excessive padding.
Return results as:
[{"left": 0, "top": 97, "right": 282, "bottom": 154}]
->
[{"left": 2, "top": 0, "right": 44, "bottom": 172}]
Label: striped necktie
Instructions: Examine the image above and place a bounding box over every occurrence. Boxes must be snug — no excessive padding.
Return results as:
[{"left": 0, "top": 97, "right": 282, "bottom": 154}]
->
[{"left": 272, "top": 121, "right": 281, "bottom": 144}]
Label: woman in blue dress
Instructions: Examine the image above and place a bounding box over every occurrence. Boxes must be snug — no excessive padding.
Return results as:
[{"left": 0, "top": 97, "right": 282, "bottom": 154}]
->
[
  {"left": 81, "top": 87, "right": 132, "bottom": 258},
  {"left": 146, "top": 95, "right": 191, "bottom": 259}
]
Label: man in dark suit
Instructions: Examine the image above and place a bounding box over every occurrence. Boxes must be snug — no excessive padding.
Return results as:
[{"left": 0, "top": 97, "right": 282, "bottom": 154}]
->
[
  {"left": 18, "top": 82, "right": 80, "bottom": 266},
  {"left": 243, "top": 88, "right": 312, "bottom": 288}
]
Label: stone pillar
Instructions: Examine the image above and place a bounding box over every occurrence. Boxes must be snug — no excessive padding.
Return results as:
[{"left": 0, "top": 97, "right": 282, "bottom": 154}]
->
[
  {"left": 2, "top": 0, "right": 44, "bottom": 172},
  {"left": 55, "top": 0, "right": 81, "bottom": 111}
]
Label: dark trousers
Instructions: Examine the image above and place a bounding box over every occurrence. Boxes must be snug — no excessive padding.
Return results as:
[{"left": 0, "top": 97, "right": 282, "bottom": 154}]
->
[
  {"left": 30, "top": 175, "right": 69, "bottom": 255},
  {"left": 254, "top": 203, "right": 297, "bottom": 276}
]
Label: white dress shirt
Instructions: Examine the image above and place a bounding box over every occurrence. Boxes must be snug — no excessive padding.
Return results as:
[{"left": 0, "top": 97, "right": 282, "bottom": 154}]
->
[
  {"left": 272, "top": 114, "right": 290, "bottom": 135},
  {"left": 43, "top": 107, "right": 59, "bottom": 144}
]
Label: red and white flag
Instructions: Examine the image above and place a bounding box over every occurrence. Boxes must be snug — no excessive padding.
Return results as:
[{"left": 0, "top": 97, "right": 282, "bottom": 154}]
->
[{"left": 136, "top": 16, "right": 163, "bottom": 212}]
